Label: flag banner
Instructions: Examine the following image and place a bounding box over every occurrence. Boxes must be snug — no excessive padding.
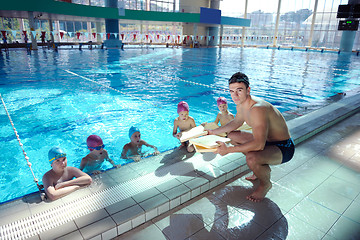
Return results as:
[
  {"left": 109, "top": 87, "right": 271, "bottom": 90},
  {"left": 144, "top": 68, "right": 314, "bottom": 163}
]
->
[{"left": 1, "top": 30, "right": 6, "bottom": 39}]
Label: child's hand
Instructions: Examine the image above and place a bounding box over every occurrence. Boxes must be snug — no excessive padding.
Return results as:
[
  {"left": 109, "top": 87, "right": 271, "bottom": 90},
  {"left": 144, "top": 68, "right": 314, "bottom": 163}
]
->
[
  {"left": 175, "top": 132, "right": 182, "bottom": 139},
  {"left": 131, "top": 155, "right": 141, "bottom": 162},
  {"left": 201, "top": 122, "right": 207, "bottom": 126},
  {"left": 92, "top": 170, "right": 102, "bottom": 175},
  {"left": 54, "top": 182, "right": 65, "bottom": 190},
  {"left": 153, "top": 147, "right": 160, "bottom": 155}
]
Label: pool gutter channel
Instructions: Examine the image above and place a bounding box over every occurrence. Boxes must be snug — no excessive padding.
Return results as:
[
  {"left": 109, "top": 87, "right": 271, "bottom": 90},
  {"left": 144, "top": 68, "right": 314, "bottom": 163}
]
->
[{"left": 1, "top": 94, "right": 360, "bottom": 240}]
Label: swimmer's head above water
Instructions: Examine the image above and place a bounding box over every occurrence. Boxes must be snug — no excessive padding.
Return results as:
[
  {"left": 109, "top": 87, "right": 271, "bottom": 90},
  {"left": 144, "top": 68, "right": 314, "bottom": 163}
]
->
[
  {"left": 217, "top": 97, "right": 227, "bottom": 106},
  {"left": 177, "top": 101, "right": 189, "bottom": 114},
  {"left": 129, "top": 126, "right": 141, "bottom": 144},
  {"left": 48, "top": 146, "right": 66, "bottom": 165},
  {"left": 217, "top": 97, "right": 228, "bottom": 113},
  {"left": 87, "top": 135, "right": 105, "bottom": 151},
  {"left": 177, "top": 101, "right": 190, "bottom": 121}
]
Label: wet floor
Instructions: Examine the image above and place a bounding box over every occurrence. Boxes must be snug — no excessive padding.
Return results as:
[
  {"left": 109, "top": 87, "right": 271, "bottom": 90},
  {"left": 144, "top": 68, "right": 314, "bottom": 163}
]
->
[{"left": 114, "top": 112, "right": 360, "bottom": 240}]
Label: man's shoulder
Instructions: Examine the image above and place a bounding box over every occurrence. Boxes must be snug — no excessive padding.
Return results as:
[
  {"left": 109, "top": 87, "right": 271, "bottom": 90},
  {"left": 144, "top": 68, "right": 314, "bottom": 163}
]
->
[{"left": 250, "top": 97, "right": 270, "bottom": 111}]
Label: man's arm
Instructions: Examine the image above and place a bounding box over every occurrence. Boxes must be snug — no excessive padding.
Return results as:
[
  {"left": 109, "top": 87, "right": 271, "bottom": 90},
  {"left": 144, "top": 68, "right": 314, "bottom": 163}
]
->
[
  {"left": 216, "top": 107, "right": 268, "bottom": 155},
  {"left": 210, "top": 112, "right": 244, "bottom": 135}
]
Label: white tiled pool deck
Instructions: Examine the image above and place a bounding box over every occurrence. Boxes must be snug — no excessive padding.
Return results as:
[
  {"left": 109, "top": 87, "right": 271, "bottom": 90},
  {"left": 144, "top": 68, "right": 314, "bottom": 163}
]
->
[
  {"left": 115, "top": 111, "right": 360, "bottom": 240},
  {"left": 1, "top": 94, "right": 360, "bottom": 240}
]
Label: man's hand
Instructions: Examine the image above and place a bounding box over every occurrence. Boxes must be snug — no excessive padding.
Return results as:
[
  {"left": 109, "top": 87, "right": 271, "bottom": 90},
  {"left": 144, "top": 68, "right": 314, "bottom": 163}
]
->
[
  {"left": 215, "top": 142, "right": 229, "bottom": 156},
  {"left": 207, "top": 129, "right": 215, "bottom": 135}
]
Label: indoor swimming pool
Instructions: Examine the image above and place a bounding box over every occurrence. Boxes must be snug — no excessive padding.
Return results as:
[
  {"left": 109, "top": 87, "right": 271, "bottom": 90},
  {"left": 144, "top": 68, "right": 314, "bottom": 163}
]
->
[{"left": 0, "top": 47, "right": 359, "bottom": 204}]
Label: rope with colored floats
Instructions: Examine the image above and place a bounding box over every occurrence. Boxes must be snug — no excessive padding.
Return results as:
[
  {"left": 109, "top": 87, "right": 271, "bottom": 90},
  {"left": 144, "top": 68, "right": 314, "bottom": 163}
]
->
[
  {"left": 155, "top": 73, "right": 228, "bottom": 92},
  {"left": 64, "top": 69, "right": 163, "bottom": 109},
  {"left": 0, "top": 93, "right": 45, "bottom": 200}
]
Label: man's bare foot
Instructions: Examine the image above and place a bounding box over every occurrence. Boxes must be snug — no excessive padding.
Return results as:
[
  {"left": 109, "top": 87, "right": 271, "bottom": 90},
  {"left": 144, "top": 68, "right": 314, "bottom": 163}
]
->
[
  {"left": 177, "top": 142, "right": 186, "bottom": 151},
  {"left": 245, "top": 174, "right": 258, "bottom": 181},
  {"left": 246, "top": 182, "right": 272, "bottom": 202}
]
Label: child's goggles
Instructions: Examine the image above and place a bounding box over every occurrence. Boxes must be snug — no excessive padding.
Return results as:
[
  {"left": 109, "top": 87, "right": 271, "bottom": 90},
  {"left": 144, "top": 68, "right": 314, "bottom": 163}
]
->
[{"left": 88, "top": 144, "right": 105, "bottom": 150}]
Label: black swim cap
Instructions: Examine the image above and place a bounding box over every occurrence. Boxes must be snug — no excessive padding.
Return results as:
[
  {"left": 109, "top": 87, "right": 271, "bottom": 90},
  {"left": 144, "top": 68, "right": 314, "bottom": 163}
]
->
[{"left": 228, "top": 72, "right": 250, "bottom": 88}]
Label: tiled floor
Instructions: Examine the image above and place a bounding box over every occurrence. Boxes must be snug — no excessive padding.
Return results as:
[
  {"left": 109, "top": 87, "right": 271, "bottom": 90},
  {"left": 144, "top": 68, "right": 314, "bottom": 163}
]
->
[{"left": 114, "top": 112, "right": 360, "bottom": 240}]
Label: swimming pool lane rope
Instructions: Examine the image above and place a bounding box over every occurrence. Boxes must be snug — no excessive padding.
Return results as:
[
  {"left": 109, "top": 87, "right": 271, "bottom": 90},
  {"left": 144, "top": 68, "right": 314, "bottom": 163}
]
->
[
  {"left": 0, "top": 94, "right": 44, "bottom": 198},
  {"left": 157, "top": 73, "right": 228, "bottom": 92},
  {"left": 64, "top": 69, "right": 163, "bottom": 109}
]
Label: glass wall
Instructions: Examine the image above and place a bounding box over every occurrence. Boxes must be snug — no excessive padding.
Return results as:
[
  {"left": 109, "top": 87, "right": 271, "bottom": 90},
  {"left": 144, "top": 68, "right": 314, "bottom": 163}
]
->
[
  {"left": 68, "top": 0, "right": 177, "bottom": 11},
  {"left": 0, "top": 15, "right": 182, "bottom": 45},
  {"left": 1, "top": 0, "right": 359, "bottom": 49},
  {"left": 220, "top": 0, "right": 359, "bottom": 49}
]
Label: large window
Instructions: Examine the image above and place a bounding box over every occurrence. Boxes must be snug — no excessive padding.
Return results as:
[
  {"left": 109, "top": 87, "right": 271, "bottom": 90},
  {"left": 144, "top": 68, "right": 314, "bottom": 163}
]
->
[
  {"left": 123, "top": 0, "right": 176, "bottom": 11},
  {"left": 220, "top": 0, "right": 358, "bottom": 49}
]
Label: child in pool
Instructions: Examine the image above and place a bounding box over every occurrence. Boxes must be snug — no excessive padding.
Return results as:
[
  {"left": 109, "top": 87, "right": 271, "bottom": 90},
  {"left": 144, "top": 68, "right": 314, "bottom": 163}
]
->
[
  {"left": 80, "top": 135, "right": 120, "bottom": 174},
  {"left": 214, "top": 97, "right": 235, "bottom": 126},
  {"left": 42, "top": 147, "right": 92, "bottom": 201},
  {"left": 173, "top": 101, "right": 196, "bottom": 152},
  {"left": 202, "top": 97, "right": 235, "bottom": 137},
  {"left": 121, "top": 126, "right": 160, "bottom": 161}
]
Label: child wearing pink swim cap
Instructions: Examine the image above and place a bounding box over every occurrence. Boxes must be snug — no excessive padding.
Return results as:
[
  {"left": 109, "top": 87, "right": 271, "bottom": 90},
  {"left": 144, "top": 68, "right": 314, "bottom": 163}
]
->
[
  {"left": 173, "top": 101, "right": 196, "bottom": 152},
  {"left": 214, "top": 97, "right": 234, "bottom": 126},
  {"left": 80, "top": 135, "right": 120, "bottom": 174}
]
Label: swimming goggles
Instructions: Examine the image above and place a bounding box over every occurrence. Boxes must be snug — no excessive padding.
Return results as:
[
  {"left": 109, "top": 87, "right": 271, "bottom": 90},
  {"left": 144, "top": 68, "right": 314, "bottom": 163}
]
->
[
  {"left": 49, "top": 153, "right": 67, "bottom": 162},
  {"left": 88, "top": 144, "right": 105, "bottom": 150}
]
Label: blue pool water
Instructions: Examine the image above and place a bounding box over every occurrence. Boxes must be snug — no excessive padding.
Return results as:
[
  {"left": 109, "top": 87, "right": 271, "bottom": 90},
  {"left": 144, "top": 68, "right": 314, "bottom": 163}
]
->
[{"left": 0, "top": 47, "right": 359, "bottom": 204}]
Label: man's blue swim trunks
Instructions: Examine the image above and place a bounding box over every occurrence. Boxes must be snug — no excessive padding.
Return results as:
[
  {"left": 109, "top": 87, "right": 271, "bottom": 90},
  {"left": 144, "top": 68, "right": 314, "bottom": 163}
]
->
[{"left": 265, "top": 138, "right": 295, "bottom": 164}]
